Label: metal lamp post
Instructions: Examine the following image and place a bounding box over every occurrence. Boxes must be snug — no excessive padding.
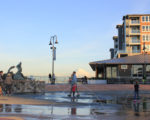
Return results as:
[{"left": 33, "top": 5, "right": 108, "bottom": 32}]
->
[
  {"left": 49, "top": 35, "right": 58, "bottom": 84},
  {"left": 143, "top": 42, "right": 146, "bottom": 83}
]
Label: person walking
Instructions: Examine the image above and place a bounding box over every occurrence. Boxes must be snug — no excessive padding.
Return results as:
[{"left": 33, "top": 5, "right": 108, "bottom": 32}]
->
[
  {"left": 68, "top": 71, "right": 80, "bottom": 97},
  {"left": 5, "top": 73, "right": 13, "bottom": 96},
  {"left": 49, "top": 73, "right": 51, "bottom": 84},
  {"left": 0, "top": 71, "right": 5, "bottom": 95},
  {"left": 0, "top": 71, "right": 3, "bottom": 86},
  {"left": 134, "top": 81, "right": 139, "bottom": 100},
  {"left": 52, "top": 74, "right": 55, "bottom": 84}
]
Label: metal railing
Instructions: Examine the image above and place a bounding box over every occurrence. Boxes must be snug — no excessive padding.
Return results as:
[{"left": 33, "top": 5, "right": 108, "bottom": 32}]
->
[
  {"left": 116, "top": 50, "right": 141, "bottom": 54},
  {"left": 131, "top": 20, "right": 140, "bottom": 24},
  {"left": 117, "top": 50, "right": 126, "bottom": 53},
  {"left": 131, "top": 30, "right": 140, "bottom": 33},
  {"left": 132, "top": 50, "right": 141, "bottom": 53},
  {"left": 131, "top": 39, "right": 140, "bottom": 43}
]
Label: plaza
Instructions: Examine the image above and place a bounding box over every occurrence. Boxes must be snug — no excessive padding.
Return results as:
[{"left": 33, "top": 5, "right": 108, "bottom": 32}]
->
[
  {"left": 1, "top": 1, "right": 150, "bottom": 120},
  {"left": 0, "top": 84, "right": 150, "bottom": 119}
]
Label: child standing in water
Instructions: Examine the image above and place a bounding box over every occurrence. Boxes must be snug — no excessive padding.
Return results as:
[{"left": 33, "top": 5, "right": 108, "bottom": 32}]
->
[{"left": 72, "top": 84, "right": 77, "bottom": 97}]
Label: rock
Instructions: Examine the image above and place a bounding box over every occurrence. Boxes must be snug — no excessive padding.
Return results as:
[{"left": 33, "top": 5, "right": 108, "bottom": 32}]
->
[{"left": 12, "top": 80, "right": 45, "bottom": 93}]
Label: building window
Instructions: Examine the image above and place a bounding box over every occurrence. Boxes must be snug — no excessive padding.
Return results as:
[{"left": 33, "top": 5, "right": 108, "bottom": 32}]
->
[
  {"left": 146, "top": 26, "right": 149, "bottom": 31},
  {"left": 106, "top": 67, "right": 117, "bottom": 78},
  {"left": 131, "top": 27, "right": 140, "bottom": 33},
  {"left": 132, "top": 46, "right": 140, "bottom": 53},
  {"left": 146, "top": 35, "right": 148, "bottom": 41},
  {"left": 142, "top": 26, "right": 145, "bottom": 31},
  {"left": 112, "top": 67, "right": 117, "bottom": 78},
  {"left": 146, "top": 16, "right": 149, "bottom": 22},
  {"left": 115, "top": 45, "right": 118, "bottom": 49},
  {"left": 132, "top": 36, "right": 140, "bottom": 43},
  {"left": 131, "top": 18, "right": 140, "bottom": 24},
  {"left": 106, "top": 67, "right": 111, "bottom": 78},
  {"left": 142, "top": 16, "right": 150, "bottom": 22},
  {"left": 146, "top": 65, "right": 150, "bottom": 76},
  {"left": 142, "top": 25, "right": 150, "bottom": 32},
  {"left": 145, "top": 45, "right": 150, "bottom": 51},
  {"left": 142, "top": 16, "right": 145, "bottom": 22},
  {"left": 143, "top": 35, "right": 145, "bottom": 42},
  {"left": 142, "top": 34, "right": 150, "bottom": 42},
  {"left": 132, "top": 65, "right": 143, "bottom": 77}
]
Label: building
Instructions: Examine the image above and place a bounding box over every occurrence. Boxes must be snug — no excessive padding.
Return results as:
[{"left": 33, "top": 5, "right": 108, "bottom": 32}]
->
[
  {"left": 90, "top": 14, "right": 150, "bottom": 83},
  {"left": 89, "top": 54, "right": 150, "bottom": 83},
  {"left": 110, "top": 14, "right": 150, "bottom": 58}
]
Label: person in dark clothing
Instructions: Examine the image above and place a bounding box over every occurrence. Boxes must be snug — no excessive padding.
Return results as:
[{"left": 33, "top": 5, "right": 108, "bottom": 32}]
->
[
  {"left": 48, "top": 74, "right": 51, "bottom": 83},
  {"left": 51, "top": 74, "right": 55, "bottom": 84},
  {"left": 82, "top": 76, "right": 88, "bottom": 84},
  {"left": 0, "top": 71, "right": 4, "bottom": 86},
  {"left": 5, "top": 73, "right": 13, "bottom": 96},
  {"left": 0, "top": 71, "right": 5, "bottom": 94},
  {"left": 134, "top": 81, "right": 139, "bottom": 99}
]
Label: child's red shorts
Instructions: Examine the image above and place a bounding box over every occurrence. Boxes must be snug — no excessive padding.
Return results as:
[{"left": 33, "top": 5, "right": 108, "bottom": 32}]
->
[{"left": 72, "top": 84, "right": 77, "bottom": 92}]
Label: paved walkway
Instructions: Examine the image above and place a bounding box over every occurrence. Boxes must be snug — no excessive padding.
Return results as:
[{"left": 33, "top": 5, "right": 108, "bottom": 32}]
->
[
  {"left": 45, "top": 84, "right": 150, "bottom": 92},
  {"left": 0, "top": 84, "right": 149, "bottom": 120},
  {"left": 0, "top": 117, "right": 23, "bottom": 120},
  {"left": 0, "top": 96, "right": 51, "bottom": 105}
]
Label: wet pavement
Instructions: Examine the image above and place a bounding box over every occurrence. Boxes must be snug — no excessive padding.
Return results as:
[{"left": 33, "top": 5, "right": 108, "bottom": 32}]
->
[{"left": 1, "top": 91, "right": 150, "bottom": 120}]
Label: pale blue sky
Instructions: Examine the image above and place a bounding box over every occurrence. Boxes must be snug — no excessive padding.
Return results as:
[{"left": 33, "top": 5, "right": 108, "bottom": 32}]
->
[{"left": 0, "top": 0, "right": 150, "bottom": 76}]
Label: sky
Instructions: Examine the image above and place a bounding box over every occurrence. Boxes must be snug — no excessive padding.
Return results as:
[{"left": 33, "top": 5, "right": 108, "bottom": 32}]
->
[{"left": 0, "top": 0, "right": 150, "bottom": 77}]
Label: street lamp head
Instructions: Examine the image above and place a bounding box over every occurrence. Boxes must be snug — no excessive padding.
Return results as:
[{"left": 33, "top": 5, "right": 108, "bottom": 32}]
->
[
  {"left": 49, "top": 41, "right": 52, "bottom": 45},
  {"left": 55, "top": 35, "right": 58, "bottom": 44},
  {"left": 55, "top": 39, "right": 58, "bottom": 44}
]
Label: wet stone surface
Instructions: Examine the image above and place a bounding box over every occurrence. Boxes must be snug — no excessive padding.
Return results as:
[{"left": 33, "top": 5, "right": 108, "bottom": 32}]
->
[{"left": 1, "top": 91, "right": 150, "bottom": 120}]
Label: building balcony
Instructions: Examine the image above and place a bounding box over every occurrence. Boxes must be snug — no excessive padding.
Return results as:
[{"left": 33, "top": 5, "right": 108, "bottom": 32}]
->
[
  {"left": 131, "top": 30, "right": 140, "bottom": 33},
  {"left": 116, "top": 50, "right": 141, "bottom": 54},
  {"left": 131, "top": 39, "right": 141, "bottom": 44},
  {"left": 129, "top": 30, "right": 140, "bottom": 35},
  {"left": 117, "top": 50, "right": 127, "bottom": 53},
  {"left": 130, "top": 20, "right": 140, "bottom": 25},
  {"left": 131, "top": 20, "right": 140, "bottom": 24},
  {"left": 132, "top": 50, "right": 141, "bottom": 53}
]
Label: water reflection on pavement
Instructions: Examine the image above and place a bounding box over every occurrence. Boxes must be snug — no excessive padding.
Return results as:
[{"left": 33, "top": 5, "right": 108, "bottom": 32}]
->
[{"left": 1, "top": 92, "right": 150, "bottom": 120}]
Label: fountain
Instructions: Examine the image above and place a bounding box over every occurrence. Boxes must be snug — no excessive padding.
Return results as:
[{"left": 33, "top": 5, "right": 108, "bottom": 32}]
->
[{"left": 5, "top": 62, "right": 45, "bottom": 93}]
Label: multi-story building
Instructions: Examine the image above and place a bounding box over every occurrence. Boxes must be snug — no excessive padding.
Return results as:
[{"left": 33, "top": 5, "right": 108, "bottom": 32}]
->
[
  {"left": 110, "top": 14, "right": 150, "bottom": 58},
  {"left": 89, "top": 14, "right": 150, "bottom": 83}
]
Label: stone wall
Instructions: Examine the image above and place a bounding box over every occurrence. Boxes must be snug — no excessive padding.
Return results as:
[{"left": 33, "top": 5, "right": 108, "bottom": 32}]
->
[{"left": 12, "top": 80, "right": 45, "bottom": 93}]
